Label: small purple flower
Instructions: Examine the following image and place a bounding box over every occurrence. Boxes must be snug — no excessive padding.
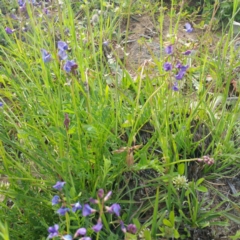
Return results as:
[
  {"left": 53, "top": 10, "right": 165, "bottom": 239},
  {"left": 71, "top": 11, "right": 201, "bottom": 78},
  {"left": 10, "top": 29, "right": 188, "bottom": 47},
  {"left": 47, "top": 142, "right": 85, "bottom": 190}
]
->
[
  {"left": 182, "top": 50, "right": 192, "bottom": 55},
  {"left": 120, "top": 221, "right": 126, "bottom": 233},
  {"left": 163, "top": 62, "right": 172, "bottom": 71},
  {"left": 51, "top": 195, "right": 60, "bottom": 205},
  {"left": 58, "top": 41, "right": 68, "bottom": 51},
  {"left": 57, "top": 207, "right": 69, "bottom": 215},
  {"left": 106, "top": 203, "right": 121, "bottom": 217},
  {"left": 58, "top": 50, "right": 68, "bottom": 60},
  {"left": 18, "top": 0, "right": 25, "bottom": 6},
  {"left": 175, "top": 65, "right": 189, "bottom": 80},
  {"left": 92, "top": 219, "right": 103, "bottom": 232},
  {"left": 62, "top": 235, "right": 73, "bottom": 240},
  {"left": 81, "top": 238, "right": 91, "bottom": 240},
  {"left": 41, "top": 49, "right": 51, "bottom": 63},
  {"left": 82, "top": 204, "right": 96, "bottom": 216},
  {"left": 53, "top": 181, "right": 65, "bottom": 190},
  {"left": 98, "top": 189, "right": 104, "bottom": 199},
  {"left": 63, "top": 60, "right": 78, "bottom": 73},
  {"left": 5, "top": 27, "right": 13, "bottom": 34},
  {"left": 103, "top": 191, "right": 112, "bottom": 202},
  {"left": 165, "top": 45, "right": 173, "bottom": 54},
  {"left": 74, "top": 228, "right": 87, "bottom": 238},
  {"left": 0, "top": 102, "right": 3, "bottom": 107},
  {"left": 89, "top": 197, "right": 99, "bottom": 204},
  {"left": 176, "top": 62, "right": 182, "bottom": 69},
  {"left": 172, "top": 82, "right": 179, "bottom": 91},
  {"left": 64, "top": 113, "right": 70, "bottom": 130},
  {"left": 48, "top": 224, "right": 59, "bottom": 239},
  {"left": 72, "top": 202, "right": 82, "bottom": 212},
  {"left": 184, "top": 23, "right": 193, "bottom": 33},
  {"left": 127, "top": 224, "right": 137, "bottom": 234}
]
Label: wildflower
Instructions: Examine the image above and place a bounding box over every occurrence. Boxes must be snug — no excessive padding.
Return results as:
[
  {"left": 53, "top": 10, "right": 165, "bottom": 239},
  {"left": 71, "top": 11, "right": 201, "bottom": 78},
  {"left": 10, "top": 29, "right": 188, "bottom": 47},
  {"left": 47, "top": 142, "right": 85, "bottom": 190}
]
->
[
  {"left": 72, "top": 202, "right": 82, "bottom": 212},
  {"left": 127, "top": 224, "right": 137, "bottom": 234},
  {"left": 18, "top": 0, "right": 25, "bottom": 6},
  {"left": 58, "top": 50, "right": 68, "bottom": 60},
  {"left": 198, "top": 156, "right": 215, "bottom": 165},
  {"left": 82, "top": 204, "right": 96, "bottom": 216},
  {"left": 41, "top": 49, "right": 52, "bottom": 63},
  {"left": 89, "top": 197, "right": 99, "bottom": 204},
  {"left": 62, "top": 235, "right": 73, "bottom": 240},
  {"left": 176, "top": 62, "right": 182, "bottom": 69},
  {"left": 57, "top": 207, "right": 70, "bottom": 215},
  {"left": 63, "top": 60, "right": 78, "bottom": 73},
  {"left": 106, "top": 203, "right": 121, "bottom": 217},
  {"left": 64, "top": 113, "right": 70, "bottom": 130},
  {"left": 0, "top": 102, "right": 3, "bottom": 107},
  {"left": 58, "top": 41, "right": 68, "bottom": 51},
  {"left": 172, "top": 82, "right": 179, "bottom": 91},
  {"left": 182, "top": 50, "right": 192, "bottom": 55},
  {"left": 53, "top": 181, "right": 65, "bottom": 190},
  {"left": 163, "top": 62, "right": 172, "bottom": 71},
  {"left": 5, "top": 27, "right": 13, "bottom": 34},
  {"left": 74, "top": 228, "right": 87, "bottom": 238},
  {"left": 103, "top": 191, "right": 112, "bottom": 202},
  {"left": 48, "top": 224, "right": 59, "bottom": 239},
  {"left": 98, "top": 189, "right": 104, "bottom": 199},
  {"left": 120, "top": 221, "right": 126, "bottom": 233},
  {"left": 184, "top": 23, "right": 193, "bottom": 33},
  {"left": 173, "top": 175, "right": 189, "bottom": 190},
  {"left": 92, "top": 219, "right": 103, "bottom": 232},
  {"left": 51, "top": 195, "right": 60, "bottom": 205},
  {"left": 81, "top": 238, "right": 91, "bottom": 240},
  {"left": 165, "top": 45, "right": 173, "bottom": 54},
  {"left": 175, "top": 65, "right": 189, "bottom": 80}
]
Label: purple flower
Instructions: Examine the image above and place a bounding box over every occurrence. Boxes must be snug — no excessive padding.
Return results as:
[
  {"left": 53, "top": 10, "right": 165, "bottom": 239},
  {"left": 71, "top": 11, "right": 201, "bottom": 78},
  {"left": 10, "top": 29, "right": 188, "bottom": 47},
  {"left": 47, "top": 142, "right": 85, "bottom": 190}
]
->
[
  {"left": 89, "top": 197, "right": 99, "bottom": 204},
  {"left": 57, "top": 207, "right": 69, "bottom": 215},
  {"left": 62, "top": 235, "right": 73, "bottom": 240},
  {"left": 176, "top": 62, "right": 182, "bottom": 69},
  {"left": 163, "top": 62, "right": 172, "bottom": 71},
  {"left": 175, "top": 65, "right": 189, "bottom": 80},
  {"left": 127, "top": 224, "right": 137, "bottom": 234},
  {"left": 103, "top": 191, "right": 112, "bottom": 202},
  {"left": 74, "top": 228, "right": 87, "bottom": 238},
  {"left": 82, "top": 204, "right": 96, "bottom": 216},
  {"left": 182, "top": 50, "right": 192, "bottom": 55},
  {"left": 18, "top": 0, "right": 25, "bottom": 6},
  {"left": 51, "top": 195, "right": 60, "bottom": 205},
  {"left": 165, "top": 45, "right": 173, "bottom": 54},
  {"left": 58, "top": 41, "right": 68, "bottom": 51},
  {"left": 120, "top": 221, "right": 126, "bottom": 233},
  {"left": 41, "top": 49, "right": 52, "bottom": 63},
  {"left": 58, "top": 50, "right": 68, "bottom": 60},
  {"left": 184, "top": 23, "right": 193, "bottom": 33},
  {"left": 72, "top": 202, "right": 82, "bottom": 212},
  {"left": 0, "top": 102, "right": 3, "bottom": 107},
  {"left": 64, "top": 113, "right": 70, "bottom": 130},
  {"left": 5, "top": 27, "right": 13, "bottom": 34},
  {"left": 63, "top": 60, "right": 78, "bottom": 73},
  {"left": 172, "top": 82, "right": 179, "bottom": 91},
  {"left": 53, "top": 181, "right": 65, "bottom": 190},
  {"left": 106, "top": 203, "right": 121, "bottom": 217},
  {"left": 48, "top": 224, "right": 59, "bottom": 239},
  {"left": 81, "top": 238, "right": 91, "bottom": 240},
  {"left": 98, "top": 189, "right": 104, "bottom": 199},
  {"left": 92, "top": 219, "right": 103, "bottom": 232}
]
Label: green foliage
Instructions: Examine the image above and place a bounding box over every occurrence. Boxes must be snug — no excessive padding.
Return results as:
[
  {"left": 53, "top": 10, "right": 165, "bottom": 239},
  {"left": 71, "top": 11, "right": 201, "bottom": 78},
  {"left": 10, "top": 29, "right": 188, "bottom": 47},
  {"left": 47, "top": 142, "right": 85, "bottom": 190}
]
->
[{"left": 0, "top": 0, "right": 239, "bottom": 239}]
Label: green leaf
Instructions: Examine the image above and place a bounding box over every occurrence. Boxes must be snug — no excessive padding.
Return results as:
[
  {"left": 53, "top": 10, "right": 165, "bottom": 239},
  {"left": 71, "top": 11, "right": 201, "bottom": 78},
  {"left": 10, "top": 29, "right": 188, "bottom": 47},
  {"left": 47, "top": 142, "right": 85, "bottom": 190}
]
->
[
  {"left": 174, "top": 229, "right": 180, "bottom": 239},
  {"left": 163, "top": 219, "right": 173, "bottom": 227},
  {"left": 196, "top": 178, "right": 205, "bottom": 186},
  {"left": 196, "top": 185, "right": 208, "bottom": 192},
  {"left": 177, "top": 163, "right": 184, "bottom": 175},
  {"left": 169, "top": 210, "right": 175, "bottom": 225},
  {"left": 143, "top": 229, "right": 152, "bottom": 240}
]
